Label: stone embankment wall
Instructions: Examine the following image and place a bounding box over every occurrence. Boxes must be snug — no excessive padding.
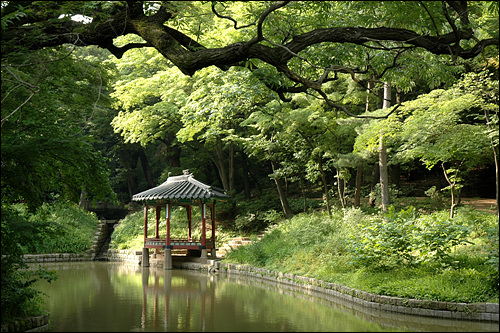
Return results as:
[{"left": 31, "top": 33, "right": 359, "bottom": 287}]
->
[
  {"left": 0, "top": 312, "right": 49, "bottom": 332},
  {"left": 22, "top": 252, "right": 92, "bottom": 263},
  {"left": 107, "top": 249, "right": 142, "bottom": 265},
  {"left": 216, "top": 262, "right": 499, "bottom": 323}
]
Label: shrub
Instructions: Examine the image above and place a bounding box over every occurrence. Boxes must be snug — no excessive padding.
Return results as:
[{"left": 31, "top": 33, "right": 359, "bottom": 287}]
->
[
  {"left": 22, "top": 202, "right": 100, "bottom": 254},
  {"left": 1, "top": 205, "right": 58, "bottom": 325},
  {"left": 234, "top": 209, "right": 282, "bottom": 234},
  {"left": 348, "top": 206, "right": 473, "bottom": 270},
  {"left": 348, "top": 206, "right": 418, "bottom": 270},
  {"left": 413, "top": 213, "right": 472, "bottom": 264},
  {"left": 484, "top": 223, "right": 499, "bottom": 292}
]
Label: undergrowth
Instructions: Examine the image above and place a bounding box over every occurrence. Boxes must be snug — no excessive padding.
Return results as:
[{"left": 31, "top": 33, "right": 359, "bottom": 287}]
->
[{"left": 224, "top": 206, "right": 499, "bottom": 303}]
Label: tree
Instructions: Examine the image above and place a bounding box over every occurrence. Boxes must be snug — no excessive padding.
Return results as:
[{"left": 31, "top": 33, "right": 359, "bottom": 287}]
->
[
  {"left": 454, "top": 72, "right": 499, "bottom": 213},
  {"left": 2, "top": 1, "right": 497, "bottom": 118},
  {"left": 241, "top": 101, "right": 296, "bottom": 218},
  {"left": 396, "top": 86, "right": 493, "bottom": 217},
  {"left": 176, "top": 66, "right": 276, "bottom": 193},
  {"left": 379, "top": 82, "right": 392, "bottom": 211},
  {"left": 1, "top": 46, "right": 116, "bottom": 210},
  {"left": 4, "top": 1, "right": 497, "bottom": 213}
]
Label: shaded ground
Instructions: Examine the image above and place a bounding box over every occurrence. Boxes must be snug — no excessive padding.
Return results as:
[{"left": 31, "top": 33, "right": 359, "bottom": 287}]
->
[{"left": 461, "top": 197, "right": 498, "bottom": 214}]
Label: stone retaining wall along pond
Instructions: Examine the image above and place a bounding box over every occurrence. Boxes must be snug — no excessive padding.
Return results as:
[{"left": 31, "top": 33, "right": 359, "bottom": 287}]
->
[
  {"left": 0, "top": 312, "right": 49, "bottom": 332},
  {"left": 216, "top": 262, "right": 499, "bottom": 323}
]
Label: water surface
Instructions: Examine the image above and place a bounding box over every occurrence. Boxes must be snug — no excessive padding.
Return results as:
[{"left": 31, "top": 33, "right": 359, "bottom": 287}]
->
[{"left": 32, "top": 262, "right": 498, "bottom": 332}]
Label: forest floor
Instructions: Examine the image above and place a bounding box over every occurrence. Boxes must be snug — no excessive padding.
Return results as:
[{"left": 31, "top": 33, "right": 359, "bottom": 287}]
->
[
  {"left": 359, "top": 197, "right": 498, "bottom": 214},
  {"left": 461, "top": 197, "right": 497, "bottom": 213}
]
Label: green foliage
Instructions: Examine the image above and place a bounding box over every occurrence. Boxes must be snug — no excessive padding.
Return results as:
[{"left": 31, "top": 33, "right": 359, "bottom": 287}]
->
[
  {"left": 352, "top": 266, "right": 496, "bottom": 303},
  {"left": 367, "top": 183, "right": 401, "bottom": 207},
  {"left": 396, "top": 82, "right": 493, "bottom": 170},
  {"left": 348, "top": 206, "right": 473, "bottom": 270},
  {"left": 348, "top": 206, "right": 417, "bottom": 269},
  {"left": 1, "top": 46, "right": 116, "bottom": 211},
  {"left": 234, "top": 210, "right": 282, "bottom": 234},
  {"left": 111, "top": 65, "right": 188, "bottom": 146},
  {"left": 223, "top": 206, "right": 497, "bottom": 303},
  {"left": 1, "top": 204, "right": 58, "bottom": 324},
  {"left": 10, "top": 202, "right": 100, "bottom": 254},
  {"left": 287, "top": 197, "right": 324, "bottom": 214},
  {"left": 413, "top": 214, "right": 472, "bottom": 264},
  {"left": 226, "top": 210, "right": 352, "bottom": 270},
  {"left": 1, "top": 3, "right": 27, "bottom": 30},
  {"left": 484, "top": 223, "right": 499, "bottom": 291}
]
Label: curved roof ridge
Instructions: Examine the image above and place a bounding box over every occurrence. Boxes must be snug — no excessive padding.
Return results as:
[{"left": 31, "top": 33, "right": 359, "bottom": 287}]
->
[
  {"left": 132, "top": 172, "right": 229, "bottom": 202},
  {"left": 188, "top": 176, "right": 211, "bottom": 191}
]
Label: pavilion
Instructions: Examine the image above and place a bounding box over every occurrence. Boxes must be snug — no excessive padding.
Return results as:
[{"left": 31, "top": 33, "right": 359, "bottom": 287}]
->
[{"left": 132, "top": 169, "right": 229, "bottom": 269}]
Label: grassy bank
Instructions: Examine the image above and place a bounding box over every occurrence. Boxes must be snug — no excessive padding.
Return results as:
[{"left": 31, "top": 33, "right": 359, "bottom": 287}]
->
[{"left": 223, "top": 206, "right": 499, "bottom": 304}]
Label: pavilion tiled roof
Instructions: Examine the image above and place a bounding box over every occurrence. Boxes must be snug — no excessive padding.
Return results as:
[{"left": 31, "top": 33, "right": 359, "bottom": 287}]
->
[{"left": 131, "top": 171, "right": 228, "bottom": 202}]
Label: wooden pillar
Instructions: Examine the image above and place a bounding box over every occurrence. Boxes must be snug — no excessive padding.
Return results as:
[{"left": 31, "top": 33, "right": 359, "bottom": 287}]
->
[
  {"left": 200, "top": 203, "right": 207, "bottom": 264},
  {"left": 187, "top": 205, "right": 192, "bottom": 241},
  {"left": 144, "top": 205, "right": 148, "bottom": 243},
  {"left": 155, "top": 205, "right": 160, "bottom": 239},
  {"left": 165, "top": 203, "right": 171, "bottom": 246},
  {"left": 211, "top": 204, "right": 216, "bottom": 258},
  {"left": 201, "top": 204, "right": 206, "bottom": 246},
  {"left": 211, "top": 204, "right": 215, "bottom": 242}
]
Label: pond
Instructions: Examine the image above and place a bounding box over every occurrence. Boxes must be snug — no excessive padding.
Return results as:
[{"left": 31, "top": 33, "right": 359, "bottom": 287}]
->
[{"left": 32, "top": 261, "right": 498, "bottom": 332}]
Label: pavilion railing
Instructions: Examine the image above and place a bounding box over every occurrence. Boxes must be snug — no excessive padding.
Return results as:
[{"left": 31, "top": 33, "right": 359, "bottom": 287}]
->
[{"left": 144, "top": 237, "right": 214, "bottom": 250}]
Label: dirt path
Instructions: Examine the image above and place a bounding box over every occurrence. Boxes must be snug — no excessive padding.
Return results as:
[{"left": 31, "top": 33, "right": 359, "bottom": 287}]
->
[{"left": 461, "top": 198, "right": 498, "bottom": 213}]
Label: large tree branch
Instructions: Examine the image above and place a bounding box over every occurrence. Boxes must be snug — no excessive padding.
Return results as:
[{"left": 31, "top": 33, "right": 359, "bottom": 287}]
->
[{"left": 2, "top": 1, "right": 497, "bottom": 81}]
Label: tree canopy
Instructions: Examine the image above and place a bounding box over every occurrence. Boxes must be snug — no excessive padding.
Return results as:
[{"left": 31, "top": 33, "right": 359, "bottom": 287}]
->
[
  {"left": 2, "top": 1, "right": 498, "bottom": 116},
  {"left": 1, "top": 1, "right": 498, "bottom": 213}
]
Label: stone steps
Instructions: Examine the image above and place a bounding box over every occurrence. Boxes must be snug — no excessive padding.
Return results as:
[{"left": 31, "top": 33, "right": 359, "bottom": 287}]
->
[{"left": 216, "top": 224, "right": 278, "bottom": 258}]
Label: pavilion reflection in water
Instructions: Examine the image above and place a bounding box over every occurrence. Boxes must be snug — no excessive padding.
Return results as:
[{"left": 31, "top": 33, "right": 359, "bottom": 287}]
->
[{"left": 141, "top": 268, "right": 216, "bottom": 331}]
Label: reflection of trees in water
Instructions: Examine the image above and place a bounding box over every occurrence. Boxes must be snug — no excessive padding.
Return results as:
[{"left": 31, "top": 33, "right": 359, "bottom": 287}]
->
[{"left": 37, "top": 263, "right": 499, "bottom": 332}]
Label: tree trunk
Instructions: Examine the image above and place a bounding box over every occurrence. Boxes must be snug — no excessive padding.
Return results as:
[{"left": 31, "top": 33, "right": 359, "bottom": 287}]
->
[
  {"left": 79, "top": 189, "right": 88, "bottom": 209},
  {"left": 379, "top": 81, "right": 391, "bottom": 211},
  {"left": 300, "top": 176, "right": 307, "bottom": 212},
  {"left": 366, "top": 80, "right": 375, "bottom": 112},
  {"left": 241, "top": 153, "right": 251, "bottom": 199},
  {"left": 127, "top": 171, "right": 138, "bottom": 201},
  {"left": 214, "top": 136, "right": 230, "bottom": 192},
  {"left": 354, "top": 164, "right": 363, "bottom": 208},
  {"left": 271, "top": 160, "right": 294, "bottom": 219},
  {"left": 319, "top": 158, "right": 332, "bottom": 217},
  {"left": 379, "top": 136, "right": 390, "bottom": 211},
  {"left": 368, "top": 162, "right": 379, "bottom": 207},
  {"left": 336, "top": 168, "right": 346, "bottom": 209},
  {"left": 228, "top": 141, "right": 235, "bottom": 193},
  {"left": 442, "top": 162, "right": 462, "bottom": 218},
  {"left": 162, "top": 132, "right": 181, "bottom": 167},
  {"left": 138, "top": 147, "right": 155, "bottom": 188}
]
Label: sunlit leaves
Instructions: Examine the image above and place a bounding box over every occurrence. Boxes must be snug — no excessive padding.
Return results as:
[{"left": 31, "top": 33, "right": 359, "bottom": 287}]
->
[
  {"left": 397, "top": 88, "right": 491, "bottom": 170},
  {"left": 177, "top": 66, "right": 276, "bottom": 143},
  {"left": 111, "top": 67, "right": 189, "bottom": 145}
]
